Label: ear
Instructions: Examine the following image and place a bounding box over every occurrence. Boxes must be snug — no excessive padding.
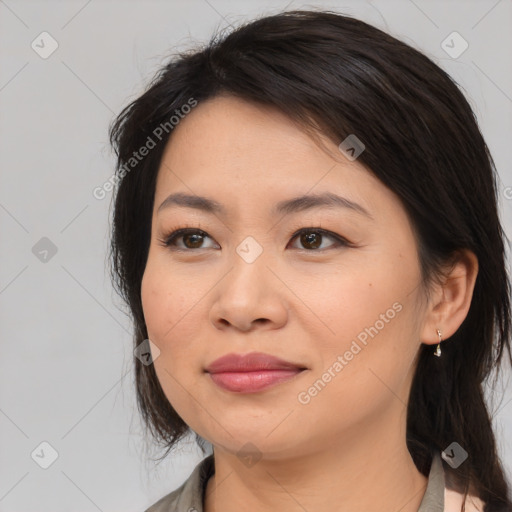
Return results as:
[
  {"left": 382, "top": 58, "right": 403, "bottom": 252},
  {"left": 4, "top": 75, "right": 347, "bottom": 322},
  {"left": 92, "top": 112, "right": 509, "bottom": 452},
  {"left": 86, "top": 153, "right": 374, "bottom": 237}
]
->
[{"left": 420, "top": 249, "right": 479, "bottom": 346}]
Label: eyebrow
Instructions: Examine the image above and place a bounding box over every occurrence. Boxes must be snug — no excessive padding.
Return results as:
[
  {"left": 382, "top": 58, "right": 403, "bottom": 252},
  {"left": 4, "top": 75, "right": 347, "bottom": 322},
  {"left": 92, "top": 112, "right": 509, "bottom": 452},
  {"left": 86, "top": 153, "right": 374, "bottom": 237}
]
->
[{"left": 157, "top": 192, "right": 373, "bottom": 219}]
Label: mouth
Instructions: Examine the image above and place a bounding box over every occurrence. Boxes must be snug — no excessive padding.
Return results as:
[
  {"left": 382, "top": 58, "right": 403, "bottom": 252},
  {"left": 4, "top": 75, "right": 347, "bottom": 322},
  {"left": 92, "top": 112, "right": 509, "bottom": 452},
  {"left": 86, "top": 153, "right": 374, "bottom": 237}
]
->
[
  {"left": 207, "top": 369, "right": 306, "bottom": 393},
  {"left": 204, "top": 352, "right": 308, "bottom": 393}
]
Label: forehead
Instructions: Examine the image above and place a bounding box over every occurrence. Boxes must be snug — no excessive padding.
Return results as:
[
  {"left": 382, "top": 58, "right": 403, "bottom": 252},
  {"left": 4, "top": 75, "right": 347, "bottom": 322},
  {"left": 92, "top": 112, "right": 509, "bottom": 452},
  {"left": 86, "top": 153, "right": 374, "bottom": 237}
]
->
[
  {"left": 160, "top": 94, "right": 331, "bottom": 173},
  {"left": 153, "top": 95, "right": 404, "bottom": 225}
]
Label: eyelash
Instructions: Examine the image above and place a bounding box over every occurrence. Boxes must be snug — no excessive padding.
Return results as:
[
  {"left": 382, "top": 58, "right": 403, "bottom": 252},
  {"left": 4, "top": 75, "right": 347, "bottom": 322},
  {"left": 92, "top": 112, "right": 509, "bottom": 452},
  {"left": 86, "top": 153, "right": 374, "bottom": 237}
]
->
[{"left": 157, "top": 224, "right": 352, "bottom": 252}]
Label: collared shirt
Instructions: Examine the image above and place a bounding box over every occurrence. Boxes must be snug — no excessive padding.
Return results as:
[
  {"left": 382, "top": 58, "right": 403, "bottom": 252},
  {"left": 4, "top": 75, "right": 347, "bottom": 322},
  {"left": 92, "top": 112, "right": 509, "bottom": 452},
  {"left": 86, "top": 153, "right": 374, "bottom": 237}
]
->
[{"left": 145, "top": 450, "right": 485, "bottom": 512}]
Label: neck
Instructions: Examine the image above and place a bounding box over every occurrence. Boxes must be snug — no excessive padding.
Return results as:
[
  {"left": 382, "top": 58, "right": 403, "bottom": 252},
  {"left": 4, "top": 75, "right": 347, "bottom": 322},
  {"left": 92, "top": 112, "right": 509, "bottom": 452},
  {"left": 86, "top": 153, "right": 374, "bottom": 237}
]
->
[{"left": 204, "top": 414, "right": 428, "bottom": 512}]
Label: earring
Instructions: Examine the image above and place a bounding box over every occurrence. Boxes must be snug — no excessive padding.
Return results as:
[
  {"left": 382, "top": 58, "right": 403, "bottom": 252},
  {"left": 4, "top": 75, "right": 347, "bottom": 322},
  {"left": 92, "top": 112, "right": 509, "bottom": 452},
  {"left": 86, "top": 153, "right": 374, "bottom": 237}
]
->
[{"left": 434, "top": 329, "right": 442, "bottom": 357}]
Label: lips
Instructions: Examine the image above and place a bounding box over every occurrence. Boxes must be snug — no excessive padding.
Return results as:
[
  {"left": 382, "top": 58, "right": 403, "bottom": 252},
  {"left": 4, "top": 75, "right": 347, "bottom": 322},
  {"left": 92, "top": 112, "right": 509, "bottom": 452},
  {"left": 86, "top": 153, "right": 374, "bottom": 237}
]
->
[
  {"left": 205, "top": 352, "right": 306, "bottom": 373},
  {"left": 205, "top": 352, "right": 307, "bottom": 393}
]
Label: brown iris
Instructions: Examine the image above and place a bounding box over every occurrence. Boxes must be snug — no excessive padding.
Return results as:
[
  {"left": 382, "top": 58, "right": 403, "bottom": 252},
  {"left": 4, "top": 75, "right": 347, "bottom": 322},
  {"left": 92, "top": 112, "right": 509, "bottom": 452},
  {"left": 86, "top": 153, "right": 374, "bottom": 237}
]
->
[
  {"left": 182, "top": 233, "right": 205, "bottom": 249},
  {"left": 300, "top": 231, "right": 322, "bottom": 250}
]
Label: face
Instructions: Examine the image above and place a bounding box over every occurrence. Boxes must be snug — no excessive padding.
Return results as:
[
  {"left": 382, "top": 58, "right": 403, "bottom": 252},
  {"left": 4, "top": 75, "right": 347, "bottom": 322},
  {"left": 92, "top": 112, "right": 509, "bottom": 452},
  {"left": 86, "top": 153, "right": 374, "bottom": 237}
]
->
[{"left": 141, "top": 94, "right": 429, "bottom": 460}]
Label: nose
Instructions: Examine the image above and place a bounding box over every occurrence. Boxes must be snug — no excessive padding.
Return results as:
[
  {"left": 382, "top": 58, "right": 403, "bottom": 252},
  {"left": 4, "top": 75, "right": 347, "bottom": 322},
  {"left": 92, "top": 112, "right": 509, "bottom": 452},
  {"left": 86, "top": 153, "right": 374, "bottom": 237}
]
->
[{"left": 209, "top": 250, "right": 288, "bottom": 333}]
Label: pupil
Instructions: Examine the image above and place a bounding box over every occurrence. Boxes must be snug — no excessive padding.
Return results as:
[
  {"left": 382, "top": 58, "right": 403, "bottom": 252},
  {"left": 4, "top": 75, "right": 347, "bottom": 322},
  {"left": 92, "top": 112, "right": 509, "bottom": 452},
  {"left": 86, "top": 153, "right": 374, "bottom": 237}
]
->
[
  {"left": 185, "top": 233, "right": 203, "bottom": 248},
  {"left": 302, "top": 232, "right": 321, "bottom": 249}
]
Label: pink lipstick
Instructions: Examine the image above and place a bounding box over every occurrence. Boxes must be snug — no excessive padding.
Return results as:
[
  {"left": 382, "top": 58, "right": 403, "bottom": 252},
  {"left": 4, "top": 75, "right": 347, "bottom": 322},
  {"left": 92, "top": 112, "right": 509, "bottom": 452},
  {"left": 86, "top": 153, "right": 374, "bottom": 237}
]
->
[{"left": 205, "top": 352, "right": 306, "bottom": 393}]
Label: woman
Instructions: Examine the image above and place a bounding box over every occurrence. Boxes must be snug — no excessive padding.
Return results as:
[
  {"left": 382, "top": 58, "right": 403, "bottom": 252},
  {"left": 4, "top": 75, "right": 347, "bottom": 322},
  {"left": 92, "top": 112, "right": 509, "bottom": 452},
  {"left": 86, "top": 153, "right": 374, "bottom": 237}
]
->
[{"left": 108, "top": 9, "right": 512, "bottom": 512}]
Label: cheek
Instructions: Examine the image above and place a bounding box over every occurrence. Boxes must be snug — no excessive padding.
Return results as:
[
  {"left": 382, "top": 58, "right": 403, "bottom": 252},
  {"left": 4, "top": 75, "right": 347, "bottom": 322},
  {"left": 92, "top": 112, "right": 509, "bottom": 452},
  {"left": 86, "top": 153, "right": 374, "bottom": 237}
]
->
[
  {"left": 140, "top": 265, "right": 207, "bottom": 421},
  {"left": 141, "top": 262, "right": 203, "bottom": 344},
  {"left": 299, "top": 262, "right": 401, "bottom": 346},
  {"left": 296, "top": 301, "right": 418, "bottom": 435},
  {"left": 140, "top": 260, "right": 215, "bottom": 411},
  {"left": 300, "top": 259, "right": 421, "bottom": 399}
]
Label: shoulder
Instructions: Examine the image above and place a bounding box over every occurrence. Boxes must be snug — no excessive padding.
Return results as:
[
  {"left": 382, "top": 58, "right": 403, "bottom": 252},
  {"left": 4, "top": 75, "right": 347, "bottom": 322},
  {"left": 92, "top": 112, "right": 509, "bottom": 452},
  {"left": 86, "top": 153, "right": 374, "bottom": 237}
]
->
[
  {"left": 144, "top": 484, "right": 183, "bottom": 512},
  {"left": 444, "top": 487, "right": 486, "bottom": 512},
  {"left": 143, "top": 454, "right": 215, "bottom": 512}
]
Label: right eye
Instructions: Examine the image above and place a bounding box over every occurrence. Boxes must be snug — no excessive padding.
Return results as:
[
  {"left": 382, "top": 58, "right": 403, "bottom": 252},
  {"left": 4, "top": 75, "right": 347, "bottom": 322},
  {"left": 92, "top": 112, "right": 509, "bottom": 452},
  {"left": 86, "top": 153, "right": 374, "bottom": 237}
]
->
[{"left": 158, "top": 228, "right": 219, "bottom": 251}]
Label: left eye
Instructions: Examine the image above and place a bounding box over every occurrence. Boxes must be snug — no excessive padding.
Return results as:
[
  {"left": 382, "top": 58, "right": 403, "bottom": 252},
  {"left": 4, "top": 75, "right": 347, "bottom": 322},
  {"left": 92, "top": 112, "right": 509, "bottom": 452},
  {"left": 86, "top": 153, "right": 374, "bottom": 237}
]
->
[{"left": 288, "top": 228, "right": 347, "bottom": 251}]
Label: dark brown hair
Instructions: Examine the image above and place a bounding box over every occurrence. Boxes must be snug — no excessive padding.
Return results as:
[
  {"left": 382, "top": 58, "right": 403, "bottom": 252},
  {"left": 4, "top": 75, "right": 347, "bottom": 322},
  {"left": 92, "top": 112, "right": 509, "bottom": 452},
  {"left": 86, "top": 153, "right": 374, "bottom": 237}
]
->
[{"left": 108, "top": 10, "right": 512, "bottom": 511}]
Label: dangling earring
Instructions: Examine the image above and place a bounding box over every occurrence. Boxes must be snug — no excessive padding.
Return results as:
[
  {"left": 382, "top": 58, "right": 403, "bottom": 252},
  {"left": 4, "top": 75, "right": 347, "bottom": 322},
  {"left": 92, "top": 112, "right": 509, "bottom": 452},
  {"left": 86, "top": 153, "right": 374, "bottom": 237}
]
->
[{"left": 434, "top": 328, "right": 442, "bottom": 357}]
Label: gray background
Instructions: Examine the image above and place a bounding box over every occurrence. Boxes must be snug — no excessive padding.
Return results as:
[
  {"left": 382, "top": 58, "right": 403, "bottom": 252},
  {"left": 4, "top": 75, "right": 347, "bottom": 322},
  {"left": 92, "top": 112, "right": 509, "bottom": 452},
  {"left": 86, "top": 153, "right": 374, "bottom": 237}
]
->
[{"left": 1, "top": 0, "right": 511, "bottom": 510}]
